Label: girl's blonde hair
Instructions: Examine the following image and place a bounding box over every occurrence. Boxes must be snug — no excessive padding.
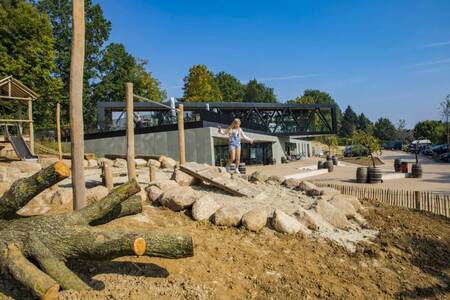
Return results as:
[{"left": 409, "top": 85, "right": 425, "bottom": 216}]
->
[{"left": 226, "top": 118, "right": 241, "bottom": 133}]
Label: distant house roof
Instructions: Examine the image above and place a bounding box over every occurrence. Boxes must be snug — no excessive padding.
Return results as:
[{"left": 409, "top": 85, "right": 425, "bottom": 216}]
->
[{"left": 0, "top": 76, "right": 38, "bottom": 101}]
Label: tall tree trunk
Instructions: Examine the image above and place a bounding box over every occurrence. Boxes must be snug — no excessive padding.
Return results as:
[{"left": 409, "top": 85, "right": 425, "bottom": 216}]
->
[
  {"left": 70, "top": 0, "right": 86, "bottom": 210},
  {"left": 126, "top": 82, "right": 136, "bottom": 180}
]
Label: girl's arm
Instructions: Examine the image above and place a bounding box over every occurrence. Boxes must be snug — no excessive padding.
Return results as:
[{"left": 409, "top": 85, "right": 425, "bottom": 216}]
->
[
  {"left": 239, "top": 128, "right": 253, "bottom": 143},
  {"left": 218, "top": 126, "right": 228, "bottom": 136}
]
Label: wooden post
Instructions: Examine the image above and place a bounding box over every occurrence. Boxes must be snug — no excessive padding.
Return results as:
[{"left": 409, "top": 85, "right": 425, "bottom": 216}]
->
[
  {"left": 126, "top": 82, "right": 136, "bottom": 180},
  {"left": 103, "top": 161, "right": 113, "bottom": 192},
  {"left": 177, "top": 104, "right": 186, "bottom": 165},
  {"left": 415, "top": 191, "right": 421, "bottom": 210},
  {"left": 28, "top": 100, "right": 34, "bottom": 154},
  {"left": 70, "top": 0, "right": 86, "bottom": 210},
  {"left": 56, "top": 103, "right": 62, "bottom": 160},
  {"left": 149, "top": 165, "right": 156, "bottom": 182}
]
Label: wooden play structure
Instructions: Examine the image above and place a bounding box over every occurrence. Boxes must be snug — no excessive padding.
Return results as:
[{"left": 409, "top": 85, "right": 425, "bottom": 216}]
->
[{"left": 0, "top": 76, "right": 38, "bottom": 160}]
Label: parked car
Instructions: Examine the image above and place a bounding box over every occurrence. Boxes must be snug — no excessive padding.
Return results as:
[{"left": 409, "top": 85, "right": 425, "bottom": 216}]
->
[
  {"left": 431, "top": 144, "right": 449, "bottom": 155},
  {"left": 439, "top": 152, "right": 450, "bottom": 162},
  {"left": 343, "top": 145, "right": 369, "bottom": 157},
  {"left": 382, "top": 140, "right": 404, "bottom": 150},
  {"left": 408, "top": 139, "right": 432, "bottom": 153}
]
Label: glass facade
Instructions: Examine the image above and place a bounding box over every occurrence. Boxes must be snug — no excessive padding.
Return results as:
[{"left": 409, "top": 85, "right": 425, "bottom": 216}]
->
[{"left": 214, "top": 138, "right": 274, "bottom": 166}]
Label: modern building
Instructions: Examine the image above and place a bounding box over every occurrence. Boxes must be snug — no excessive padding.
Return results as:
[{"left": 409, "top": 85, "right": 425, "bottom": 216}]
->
[{"left": 84, "top": 101, "right": 337, "bottom": 166}]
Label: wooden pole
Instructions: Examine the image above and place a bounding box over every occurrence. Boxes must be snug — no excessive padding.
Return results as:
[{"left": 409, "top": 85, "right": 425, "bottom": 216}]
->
[
  {"left": 103, "top": 161, "right": 113, "bottom": 192},
  {"left": 126, "top": 82, "right": 136, "bottom": 180},
  {"left": 149, "top": 165, "right": 156, "bottom": 182},
  {"left": 28, "top": 100, "right": 34, "bottom": 154},
  {"left": 415, "top": 191, "right": 421, "bottom": 210},
  {"left": 56, "top": 103, "right": 62, "bottom": 160},
  {"left": 177, "top": 104, "right": 186, "bottom": 165},
  {"left": 70, "top": 0, "right": 86, "bottom": 210}
]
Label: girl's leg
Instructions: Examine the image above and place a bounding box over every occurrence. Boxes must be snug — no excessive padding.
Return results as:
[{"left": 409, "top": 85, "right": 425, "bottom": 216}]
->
[
  {"left": 228, "top": 148, "right": 236, "bottom": 166},
  {"left": 235, "top": 147, "right": 241, "bottom": 166}
]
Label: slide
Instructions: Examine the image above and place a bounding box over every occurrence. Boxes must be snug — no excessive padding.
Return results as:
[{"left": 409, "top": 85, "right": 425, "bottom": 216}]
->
[{"left": 8, "top": 134, "right": 38, "bottom": 161}]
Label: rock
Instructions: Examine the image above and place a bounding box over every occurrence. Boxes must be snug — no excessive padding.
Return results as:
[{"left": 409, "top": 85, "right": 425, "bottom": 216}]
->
[
  {"left": 267, "top": 175, "right": 283, "bottom": 185},
  {"left": 0, "top": 182, "right": 11, "bottom": 197},
  {"left": 6, "top": 167, "right": 21, "bottom": 182},
  {"left": 294, "top": 208, "right": 318, "bottom": 230},
  {"left": 147, "top": 159, "right": 161, "bottom": 168},
  {"left": 50, "top": 188, "right": 73, "bottom": 205},
  {"left": 86, "top": 186, "right": 109, "bottom": 204},
  {"left": 248, "top": 171, "right": 268, "bottom": 183},
  {"left": 171, "top": 169, "right": 200, "bottom": 186},
  {"left": 213, "top": 206, "right": 242, "bottom": 227},
  {"left": 97, "top": 157, "right": 112, "bottom": 167},
  {"left": 159, "top": 186, "right": 197, "bottom": 211},
  {"left": 146, "top": 185, "right": 163, "bottom": 203},
  {"left": 331, "top": 194, "right": 362, "bottom": 211},
  {"left": 83, "top": 160, "right": 89, "bottom": 168},
  {"left": 329, "top": 196, "right": 357, "bottom": 218},
  {"left": 113, "top": 158, "right": 127, "bottom": 168},
  {"left": 296, "top": 181, "right": 324, "bottom": 197},
  {"left": 39, "top": 157, "right": 59, "bottom": 169},
  {"left": 272, "top": 209, "right": 308, "bottom": 234},
  {"left": 241, "top": 208, "right": 268, "bottom": 231},
  {"left": 318, "top": 187, "right": 341, "bottom": 200},
  {"left": 17, "top": 205, "right": 51, "bottom": 217},
  {"left": 315, "top": 199, "right": 351, "bottom": 230},
  {"left": 87, "top": 159, "right": 98, "bottom": 168},
  {"left": 149, "top": 180, "right": 179, "bottom": 192},
  {"left": 283, "top": 178, "right": 300, "bottom": 189},
  {"left": 135, "top": 158, "right": 147, "bottom": 168},
  {"left": 191, "top": 195, "right": 220, "bottom": 221},
  {"left": 10, "top": 161, "right": 41, "bottom": 173},
  {"left": 159, "top": 156, "right": 177, "bottom": 169}
]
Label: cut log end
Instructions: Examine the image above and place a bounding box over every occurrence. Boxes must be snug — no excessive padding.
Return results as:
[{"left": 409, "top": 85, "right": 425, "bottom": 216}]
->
[
  {"left": 42, "top": 284, "right": 60, "bottom": 300},
  {"left": 54, "top": 161, "right": 70, "bottom": 177},
  {"left": 133, "top": 237, "right": 146, "bottom": 256}
]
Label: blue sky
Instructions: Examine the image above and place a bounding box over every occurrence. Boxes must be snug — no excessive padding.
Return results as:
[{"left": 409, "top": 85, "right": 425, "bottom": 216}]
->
[{"left": 94, "top": 0, "right": 450, "bottom": 127}]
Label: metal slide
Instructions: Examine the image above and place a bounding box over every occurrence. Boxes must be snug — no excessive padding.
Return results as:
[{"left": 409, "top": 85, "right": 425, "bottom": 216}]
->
[{"left": 5, "top": 126, "right": 38, "bottom": 161}]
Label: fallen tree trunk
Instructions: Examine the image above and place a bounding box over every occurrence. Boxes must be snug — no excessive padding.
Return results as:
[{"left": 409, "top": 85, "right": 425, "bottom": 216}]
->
[{"left": 0, "top": 163, "right": 194, "bottom": 299}]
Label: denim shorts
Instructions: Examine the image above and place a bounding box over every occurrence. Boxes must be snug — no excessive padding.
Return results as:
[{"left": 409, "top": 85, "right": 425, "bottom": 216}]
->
[{"left": 229, "top": 142, "right": 241, "bottom": 150}]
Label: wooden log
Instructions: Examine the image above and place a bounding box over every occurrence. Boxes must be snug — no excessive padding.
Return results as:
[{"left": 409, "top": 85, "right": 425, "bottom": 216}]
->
[
  {"left": 56, "top": 102, "right": 62, "bottom": 160},
  {"left": 178, "top": 104, "right": 186, "bottom": 164},
  {"left": 126, "top": 82, "right": 136, "bottom": 180},
  {"left": 103, "top": 161, "right": 113, "bottom": 191},
  {"left": 70, "top": 0, "right": 86, "bottom": 211},
  {"left": 90, "top": 195, "right": 142, "bottom": 226},
  {"left": 0, "top": 162, "right": 70, "bottom": 219},
  {"left": 149, "top": 165, "right": 156, "bottom": 182}
]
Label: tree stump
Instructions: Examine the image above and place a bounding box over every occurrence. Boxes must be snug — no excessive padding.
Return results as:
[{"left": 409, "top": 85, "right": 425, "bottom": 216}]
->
[{"left": 0, "top": 162, "right": 193, "bottom": 299}]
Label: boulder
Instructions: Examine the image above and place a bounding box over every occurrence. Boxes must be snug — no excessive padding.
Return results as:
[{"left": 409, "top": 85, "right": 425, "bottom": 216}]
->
[
  {"left": 97, "top": 157, "right": 112, "bottom": 167},
  {"left": 159, "top": 156, "right": 177, "bottom": 169},
  {"left": 283, "top": 178, "right": 300, "bottom": 189},
  {"left": 135, "top": 158, "right": 147, "bottom": 168},
  {"left": 6, "top": 167, "right": 21, "bottom": 182},
  {"left": 113, "top": 158, "right": 127, "bottom": 168},
  {"left": 331, "top": 194, "right": 362, "bottom": 211},
  {"left": 248, "top": 171, "right": 268, "bottom": 183},
  {"left": 272, "top": 209, "right": 308, "bottom": 234},
  {"left": 146, "top": 185, "right": 163, "bottom": 203},
  {"left": 39, "top": 157, "right": 59, "bottom": 169},
  {"left": 0, "top": 182, "right": 11, "bottom": 197},
  {"left": 87, "top": 159, "right": 98, "bottom": 168},
  {"left": 49, "top": 188, "right": 73, "bottom": 205},
  {"left": 213, "top": 206, "right": 242, "bottom": 227},
  {"left": 147, "top": 159, "right": 161, "bottom": 168},
  {"left": 171, "top": 169, "right": 200, "bottom": 186},
  {"left": 293, "top": 208, "right": 318, "bottom": 230},
  {"left": 10, "top": 161, "right": 41, "bottom": 173},
  {"left": 191, "top": 195, "right": 221, "bottom": 221},
  {"left": 149, "top": 180, "right": 179, "bottom": 192},
  {"left": 318, "top": 187, "right": 341, "bottom": 200},
  {"left": 159, "top": 186, "right": 197, "bottom": 211},
  {"left": 241, "top": 208, "right": 268, "bottom": 232},
  {"left": 267, "top": 175, "right": 284, "bottom": 185},
  {"left": 86, "top": 186, "right": 109, "bottom": 205},
  {"left": 329, "top": 196, "right": 357, "bottom": 218},
  {"left": 315, "top": 199, "right": 351, "bottom": 230}
]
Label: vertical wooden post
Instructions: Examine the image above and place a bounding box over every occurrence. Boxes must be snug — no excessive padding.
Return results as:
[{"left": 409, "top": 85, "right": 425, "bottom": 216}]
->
[
  {"left": 27, "top": 100, "right": 34, "bottom": 154},
  {"left": 177, "top": 104, "right": 186, "bottom": 165},
  {"left": 126, "top": 82, "right": 136, "bottom": 180},
  {"left": 149, "top": 165, "right": 156, "bottom": 182},
  {"left": 56, "top": 103, "right": 62, "bottom": 160},
  {"left": 103, "top": 161, "right": 113, "bottom": 192},
  {"left": 70, "top": 0, "right": 86, "bottom": 210},
  {"left": 414, "top": 191, "right": 421, "bottom": 210}
]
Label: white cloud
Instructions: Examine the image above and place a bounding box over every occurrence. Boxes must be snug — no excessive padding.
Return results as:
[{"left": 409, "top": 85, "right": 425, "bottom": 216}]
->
[
  {"left": 421, "top": 40, "right": 450, "bottom": 48},
  {"left": 408, "top": 58, "right": 450, "bottom": 68},
  {"left": 258, "top": 74, "right": 320, "bottom": 82}
]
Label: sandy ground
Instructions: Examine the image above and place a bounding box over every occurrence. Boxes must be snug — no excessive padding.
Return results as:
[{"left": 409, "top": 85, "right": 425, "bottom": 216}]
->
[
  {"left": 0, "top": 200, "right": 448, "bottom": 299},
  {"left": 248, "top": 151, "right": 450, "bottom": 194}
]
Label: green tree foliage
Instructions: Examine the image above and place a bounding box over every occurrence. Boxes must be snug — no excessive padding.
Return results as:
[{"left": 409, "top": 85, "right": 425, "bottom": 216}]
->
[
  {"left": 319, "top": 135, "right": 339, "bottom": 155},
  {"left": 395, "top": 119, "right": 410, "bottom": 142},
  {"left": 214, "top": 72, "right": 244, "bottom": 102},
  {"left": 183, "top": 65, "right": 222, "bottom": 102},
  {"left": 351, "top": 130, "right": 381, "bottom": 167},
  {"left": 413, "top": 120, "right": 445, "bottom": 144},
  {"left": 340, "top": 106, "right": 358, "bottom": 137},
  {"left": 92, "top": 43, "right": 166, "bottom": 110},
  {"left": 0, "top": 0, "right": 63, "bottom": 127},
  {"left": 357, "top": 113, "right": 372, "bottom": 131},
  {"left": 243, "top": 79, "right": 277, "bottom": 103},
  {"left": 373, "top": 117, "right": 397, "bottom": 142}
]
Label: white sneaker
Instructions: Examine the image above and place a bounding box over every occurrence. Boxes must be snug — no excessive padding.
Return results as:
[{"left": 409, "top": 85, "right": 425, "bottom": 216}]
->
[{"left": 235, "top": 168, "right": 241, "bottom": 174}]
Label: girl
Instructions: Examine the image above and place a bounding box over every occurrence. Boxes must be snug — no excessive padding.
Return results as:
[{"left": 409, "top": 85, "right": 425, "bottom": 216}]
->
[{"left": 218, "top": 118, "right": 253, "bottom": 173}]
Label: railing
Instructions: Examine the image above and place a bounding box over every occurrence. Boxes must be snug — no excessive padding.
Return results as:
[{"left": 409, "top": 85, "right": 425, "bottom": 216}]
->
[{"left": 314, "top": 182, "right": 450, "bottom": 218}]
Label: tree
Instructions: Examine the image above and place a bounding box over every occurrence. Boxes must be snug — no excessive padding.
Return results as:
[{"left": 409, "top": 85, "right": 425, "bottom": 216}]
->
[
  {"left": 34, "top": 0, "right": 111, "bottom": 123},
  {"left": 319, "top": 135, "right": 338, "bottom": 155},
  {"left": 413, "top": 120, "right": 445, "bottom": 144},
  {"left": 395, "top": 119, "right": 409, "bottom": 142},
  {"left": 340, "top": 106, "right": 358, "bottom": 137},
  {"left": 440, "top": 95, "right": 450, "bottom": 152},
  {"left": 357, "top": 113, "right": 372, "bottom": 131},
  {"left": 243, "top": 79, "right": 277, "bottom": 103},
  {"left": 0, "top": 0, "right": 63, "bottom": 127},
  {"left": 182, "top": 65, "right": 222, "bottom": 102},
  {"left": 351, "top": 130, "right": 381, "bottom": 167},
  {"left": 214, "top": 72, "right": 244, "bottom": 102},
  {"left": 373, "top": 117, "right": 397, "bottom": 142}
]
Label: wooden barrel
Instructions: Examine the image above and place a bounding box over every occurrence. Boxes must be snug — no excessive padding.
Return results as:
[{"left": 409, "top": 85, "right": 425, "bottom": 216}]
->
[
  {"left": 324, "top": 160, "right": 334, "bottom": 172},
  {"left": 356, "top": 167, "right": 368, "bottom": 183},
  {"left": 394, "top": 159, "right": 401, "bottom": 172},
  {"left": 368, "top": 167, "right": 382, "bottom": 184},
  {"left": 332, "top": 156, "right": 338, "bottom": 166},
  {"left": 317, "top": 161, "right": 323, "bottom": 169},
  {"left": 238, "top": 163, "right": 246, "bottom": 174},
  {"left": 411, "top": 163, "right": 422, "bottom": 178},
  {"left": 400, "top": 161, "right": 408, "bottom": 173},
  {"left": 326, "top": 155, "right": 331, "bottom": 161}
]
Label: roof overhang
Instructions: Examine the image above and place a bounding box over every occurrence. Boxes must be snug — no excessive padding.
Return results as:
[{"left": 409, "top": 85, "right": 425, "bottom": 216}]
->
[{"left": 0, "top": 76, "right": 38, "bottom": 101}]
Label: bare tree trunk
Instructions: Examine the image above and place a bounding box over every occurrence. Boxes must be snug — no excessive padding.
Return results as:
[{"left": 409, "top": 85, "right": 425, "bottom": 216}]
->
[
  {"left": 70, "top": 0, "right": 86, "bottom": 210},
  {"left": 126, "top": 82, "right": 136, "bottom": 180},
  {"left": 56, "top": 102, "right": 62, "bottom": 160},
  {"left": 178, "top": 104, "right": 186, "bottom": 164}
]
